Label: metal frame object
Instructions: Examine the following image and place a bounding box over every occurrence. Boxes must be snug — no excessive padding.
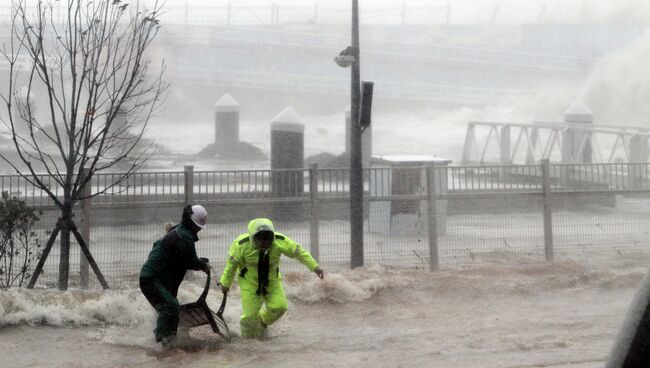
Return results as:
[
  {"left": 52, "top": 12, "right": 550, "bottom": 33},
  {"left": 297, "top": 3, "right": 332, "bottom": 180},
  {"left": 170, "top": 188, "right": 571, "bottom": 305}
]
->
[{"left": 179, "top": 269, "right": 229, "bottom": 339}]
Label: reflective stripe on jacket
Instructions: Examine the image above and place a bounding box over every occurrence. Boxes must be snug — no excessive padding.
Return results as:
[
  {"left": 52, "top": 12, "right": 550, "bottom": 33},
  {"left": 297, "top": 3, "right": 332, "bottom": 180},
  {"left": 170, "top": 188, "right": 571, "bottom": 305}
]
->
[{"left": 219, "top": 218, "right": 319, "bottom": 288}]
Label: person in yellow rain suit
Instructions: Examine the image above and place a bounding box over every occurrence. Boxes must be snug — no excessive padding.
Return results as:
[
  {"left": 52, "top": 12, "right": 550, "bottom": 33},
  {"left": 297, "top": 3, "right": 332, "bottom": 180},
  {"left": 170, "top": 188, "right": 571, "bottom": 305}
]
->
[{"left": 219, "top": 218, "right": 325, "bottom": 338}]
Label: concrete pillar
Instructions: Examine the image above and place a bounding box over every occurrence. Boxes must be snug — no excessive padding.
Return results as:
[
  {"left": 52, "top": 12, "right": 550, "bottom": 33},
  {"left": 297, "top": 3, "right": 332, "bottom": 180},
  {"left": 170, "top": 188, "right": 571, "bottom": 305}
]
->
[
  {"left": 345, "top": 106, "right": 372, "bottom": 166},
  {"left": 562, "top": 101, "right": 593, "bottom": 163},
  {"left": 214, "top": 94, "right": 239, "bottom": 145},
  {"left": 369, "top": 155, "right": 450, "bottom": 236},
  {"left": 629, "top": 132, "right": 648, "bottom": 162},
  {"left": 271, "top": 107, "right": 304, "bottom": 198},
  {"left": 629, "top": 132, "right": 649, "bottom": 189}
]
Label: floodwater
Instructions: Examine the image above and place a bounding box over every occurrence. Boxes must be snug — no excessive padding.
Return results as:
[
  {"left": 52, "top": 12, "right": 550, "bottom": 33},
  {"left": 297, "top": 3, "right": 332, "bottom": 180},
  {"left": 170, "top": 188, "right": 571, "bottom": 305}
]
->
[{"left": 2, "top": 256, "right": 648, "bottom": 368}]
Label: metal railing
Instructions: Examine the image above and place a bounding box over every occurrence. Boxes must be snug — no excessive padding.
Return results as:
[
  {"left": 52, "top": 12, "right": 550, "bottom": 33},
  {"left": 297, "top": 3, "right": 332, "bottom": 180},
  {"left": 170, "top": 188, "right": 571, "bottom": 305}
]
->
[{"left": 3, "top": 161, "right": 650, "bottom": 288}]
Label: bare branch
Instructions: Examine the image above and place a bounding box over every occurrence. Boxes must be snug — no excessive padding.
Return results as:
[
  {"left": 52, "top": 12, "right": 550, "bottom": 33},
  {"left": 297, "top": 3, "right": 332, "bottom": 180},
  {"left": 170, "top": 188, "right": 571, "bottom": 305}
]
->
[{"left": 2, "top": 0, "right": 166, "bottom": 208}]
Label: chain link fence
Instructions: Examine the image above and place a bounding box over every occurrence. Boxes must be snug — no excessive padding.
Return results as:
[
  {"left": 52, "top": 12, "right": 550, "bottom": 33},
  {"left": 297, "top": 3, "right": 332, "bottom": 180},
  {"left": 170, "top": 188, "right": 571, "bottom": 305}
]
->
[{"left": 3, "top": 161, "right": 650, "bottom": 288}]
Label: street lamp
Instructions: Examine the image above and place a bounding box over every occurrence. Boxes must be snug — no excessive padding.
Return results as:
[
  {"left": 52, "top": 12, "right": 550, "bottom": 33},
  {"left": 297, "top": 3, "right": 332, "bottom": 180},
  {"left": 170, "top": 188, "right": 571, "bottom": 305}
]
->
[
  {"left": 335, "top": 0, "right": 363, "bottom": 269},
  {"left": 334, "top": 46, "right": 356, "bottom": 68}
]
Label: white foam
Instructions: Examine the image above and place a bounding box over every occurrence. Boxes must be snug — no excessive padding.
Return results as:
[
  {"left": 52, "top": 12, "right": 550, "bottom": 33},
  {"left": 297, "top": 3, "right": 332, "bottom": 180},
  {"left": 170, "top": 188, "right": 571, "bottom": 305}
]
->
[
  {"left": 579, "top": 33, "right": 650, "bottom": 125},
  {"left": 283, "top": 264, "right": 412, "bottom": 303},
  {"left": 0, "top": 288, "right": 153, "bottom": 326}
]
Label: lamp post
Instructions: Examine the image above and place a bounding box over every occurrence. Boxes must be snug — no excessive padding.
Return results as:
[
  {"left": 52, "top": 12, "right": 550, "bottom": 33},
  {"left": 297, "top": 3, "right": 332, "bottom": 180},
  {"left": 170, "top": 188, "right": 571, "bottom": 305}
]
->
[{"left": 335, "top": 0, "right": 363, "bottom": 269}]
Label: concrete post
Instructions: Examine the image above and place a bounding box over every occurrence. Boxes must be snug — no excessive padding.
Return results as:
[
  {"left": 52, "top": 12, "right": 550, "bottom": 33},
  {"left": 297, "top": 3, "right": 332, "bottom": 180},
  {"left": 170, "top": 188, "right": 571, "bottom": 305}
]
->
[
  {"left": 562, "top": 101, "right": 594, "bottom": 163},
  {"left": 542, "top": 159, "right": 554, "bottom": 262},
  {"left": 215, "top": 94, "right": 239, "bottom": 145},
  {"left": 309, "top": 163, "right": 320, "bottom": 262},
  {"left": 271, "top": 107, "right": 304, "bottom": 197},
  {"left": 345, "top": 106, "right": 372, "bottom": 166},
  {"left": 629, "top": 132, "right": 649, "bottom": 189},
  {"left": 184, "top": 165, "right": 194, "bottom": 205},
  {"left": 79, "top": 168, "right": 91, "bottom": 288}
]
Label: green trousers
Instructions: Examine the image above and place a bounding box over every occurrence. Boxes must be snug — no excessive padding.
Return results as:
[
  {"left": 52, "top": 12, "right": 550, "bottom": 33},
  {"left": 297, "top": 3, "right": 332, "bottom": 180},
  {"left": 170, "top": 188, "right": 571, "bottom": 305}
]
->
[
  {"left": 139, "top": 277, "right": 180, "bottom": 342},
  {"left": 239, "top": 277, "right": 288, "bottom": 338}
]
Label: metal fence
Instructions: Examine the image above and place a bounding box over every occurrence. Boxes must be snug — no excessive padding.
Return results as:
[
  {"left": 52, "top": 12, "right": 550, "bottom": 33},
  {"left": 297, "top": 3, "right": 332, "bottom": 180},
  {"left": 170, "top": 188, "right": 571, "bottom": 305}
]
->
[
  {"left": 3, "top": 160, "right": 650, "bottom": 288},
  {"left": 0, "top": 3, "right": 451, "bottom": 27}
]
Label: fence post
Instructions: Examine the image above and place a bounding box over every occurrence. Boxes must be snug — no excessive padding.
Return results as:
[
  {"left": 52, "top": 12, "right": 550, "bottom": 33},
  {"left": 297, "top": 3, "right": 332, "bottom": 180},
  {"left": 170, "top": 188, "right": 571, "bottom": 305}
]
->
[
  {"left": 541, "top": 159, "right": 554, "bottom": 261},
  {"left": 79, "top": 168, "right": 91, "bottom": 288},
  {"left": 309, "top": 163, "right": 320, "bottom": 262},
  {"left": 184, "top": 165, "right": 194, "bottom": 205},
  {"left": 426, "top": 164, "right": 439, "bottom": 271}
]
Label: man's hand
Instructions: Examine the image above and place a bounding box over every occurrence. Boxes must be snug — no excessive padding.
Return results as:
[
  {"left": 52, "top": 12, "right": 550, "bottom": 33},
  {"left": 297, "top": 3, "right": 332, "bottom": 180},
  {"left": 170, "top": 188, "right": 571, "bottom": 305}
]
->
[
  {"left": 199, "top": 257, "right": 211, "bottom": 274},
  {"left": 220, "top": 284, "right": 230, "bottom": 294},
  {"left": 313, "top": 267, "right": 324, "bottom": 279}
]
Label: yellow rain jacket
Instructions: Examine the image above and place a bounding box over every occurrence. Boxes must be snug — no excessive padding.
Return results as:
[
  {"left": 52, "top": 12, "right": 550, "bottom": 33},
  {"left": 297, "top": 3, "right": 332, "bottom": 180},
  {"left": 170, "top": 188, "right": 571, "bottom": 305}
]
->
[
  {"left": 219, "top": 218, "right": 319, "bottom": 337},
  {"left": 220, "top": 218, "right": 319, "bottom": 289}
]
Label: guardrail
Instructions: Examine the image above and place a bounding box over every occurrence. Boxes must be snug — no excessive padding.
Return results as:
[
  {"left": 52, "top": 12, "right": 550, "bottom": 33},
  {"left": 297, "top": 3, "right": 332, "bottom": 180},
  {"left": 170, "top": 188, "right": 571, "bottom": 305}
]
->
[{"left": 4, "top": 160, "right": 650, "bottom": 288}]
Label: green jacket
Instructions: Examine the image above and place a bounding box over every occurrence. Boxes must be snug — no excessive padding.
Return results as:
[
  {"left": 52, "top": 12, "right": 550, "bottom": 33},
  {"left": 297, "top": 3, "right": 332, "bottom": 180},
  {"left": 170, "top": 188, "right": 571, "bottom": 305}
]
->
[
  {"left": 140, "top": 224, "right": 205, "bottom": 295},
  {"left": 220, "top": 218, "right": 319, "bottom": 288}
]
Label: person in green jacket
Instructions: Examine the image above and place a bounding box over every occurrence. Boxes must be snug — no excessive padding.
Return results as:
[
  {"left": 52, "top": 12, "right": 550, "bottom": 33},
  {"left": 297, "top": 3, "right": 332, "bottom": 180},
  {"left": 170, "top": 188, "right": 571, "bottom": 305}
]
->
[
  {"left": 140, "top": 204, "right": 211, "bottom": 346},
  {"left": 219, "top": 218, "right": 324, "bottom": 338}
]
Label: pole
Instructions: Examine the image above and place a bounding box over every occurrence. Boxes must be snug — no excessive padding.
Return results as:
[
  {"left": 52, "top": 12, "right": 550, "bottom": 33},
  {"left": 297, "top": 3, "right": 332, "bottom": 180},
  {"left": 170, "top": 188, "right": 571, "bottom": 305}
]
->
[
  {"left": 309, "top": 163, "right": 320, "bottom": 262},
  {"left": 350, "top": 0, "right": 363, "bottom": 268},
  {"left": 426, "top": 165, "right": 439, "bottom": 271},
  {"left": 184, "top": 165, "right": 194, "bottom": 206},
  {"left": 542, "top": 159, "right": 554, "bottom": 261}
]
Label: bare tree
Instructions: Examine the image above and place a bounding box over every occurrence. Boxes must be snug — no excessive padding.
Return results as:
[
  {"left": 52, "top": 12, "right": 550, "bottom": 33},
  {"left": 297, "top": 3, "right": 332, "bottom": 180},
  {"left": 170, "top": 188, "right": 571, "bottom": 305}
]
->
[{"left": 0, "top": 0, "right": 167, "bottom": 290}]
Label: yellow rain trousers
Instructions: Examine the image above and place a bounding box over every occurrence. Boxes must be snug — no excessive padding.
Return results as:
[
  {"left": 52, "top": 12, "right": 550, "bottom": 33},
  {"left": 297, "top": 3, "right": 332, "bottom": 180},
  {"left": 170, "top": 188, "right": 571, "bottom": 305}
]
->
[{"left": 238, "top": 274, "right": 288, "bottom": 337}]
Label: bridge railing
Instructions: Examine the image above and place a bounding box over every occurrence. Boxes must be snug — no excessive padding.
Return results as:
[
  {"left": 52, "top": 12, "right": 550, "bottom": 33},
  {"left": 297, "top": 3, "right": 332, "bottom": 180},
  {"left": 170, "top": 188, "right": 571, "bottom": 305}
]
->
[{"left": 462, "top": 121, "right": 650, "bottom": 166}]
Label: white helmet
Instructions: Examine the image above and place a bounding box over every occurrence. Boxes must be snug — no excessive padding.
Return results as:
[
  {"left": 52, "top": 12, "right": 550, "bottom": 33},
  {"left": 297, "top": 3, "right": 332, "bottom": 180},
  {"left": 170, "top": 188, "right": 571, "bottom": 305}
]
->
[{"left": 190, "top": 205, "right": 208, "bottom": 228}]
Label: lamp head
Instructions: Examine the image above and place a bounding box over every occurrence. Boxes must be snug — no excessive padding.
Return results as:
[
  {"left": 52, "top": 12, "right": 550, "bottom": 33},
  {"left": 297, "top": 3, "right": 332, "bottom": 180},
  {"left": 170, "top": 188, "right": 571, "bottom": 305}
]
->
[{"left": 334, "top": 46, "right": 356, "bottom": 68}]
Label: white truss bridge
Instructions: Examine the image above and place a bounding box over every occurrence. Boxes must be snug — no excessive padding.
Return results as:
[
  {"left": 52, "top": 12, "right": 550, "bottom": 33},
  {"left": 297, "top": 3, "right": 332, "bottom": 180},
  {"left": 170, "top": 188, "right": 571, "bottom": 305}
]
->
[{"left": 462, "top": 121, "right": 650, "bottom": 165}]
